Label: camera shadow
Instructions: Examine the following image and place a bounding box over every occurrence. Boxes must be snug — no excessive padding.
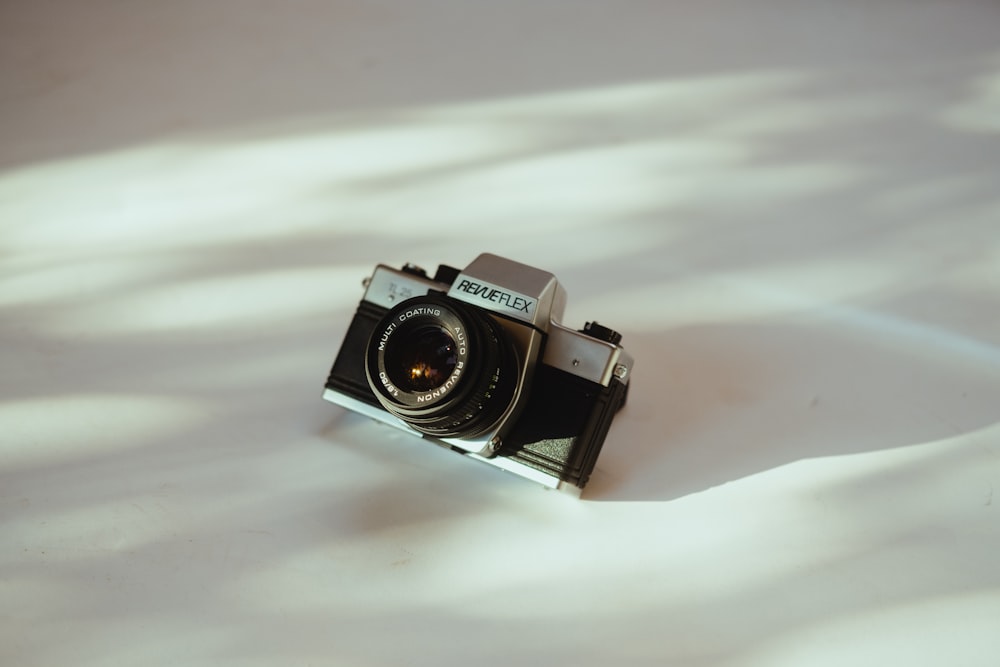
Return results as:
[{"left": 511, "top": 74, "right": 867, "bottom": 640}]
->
[{"left": 584, "top": 315, "right": 1000, "bottom": 502}]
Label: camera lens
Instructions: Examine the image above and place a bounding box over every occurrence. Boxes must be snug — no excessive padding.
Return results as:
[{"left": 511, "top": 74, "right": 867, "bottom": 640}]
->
[
  {"left": 365, "top": 294, "right": 518, "bottom": 439},
  {"left": 384, "top": 324, "right": 457, "bottom": 393}
]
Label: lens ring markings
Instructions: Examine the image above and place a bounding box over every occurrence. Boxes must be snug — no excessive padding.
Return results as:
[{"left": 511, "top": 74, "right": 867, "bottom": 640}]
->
[{"left": 365, "top": 294, "right": 518, "bottom": 439}]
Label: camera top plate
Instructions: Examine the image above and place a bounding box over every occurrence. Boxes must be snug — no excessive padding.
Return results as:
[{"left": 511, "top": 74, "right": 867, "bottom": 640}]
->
[{"left": 445, "top": 253, "right": 566, "bottom": 331}]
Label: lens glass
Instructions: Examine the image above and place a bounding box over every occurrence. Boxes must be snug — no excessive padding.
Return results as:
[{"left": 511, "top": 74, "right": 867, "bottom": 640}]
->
[{"left": 385, "top": 324, "right": 457, "bottom": 393}]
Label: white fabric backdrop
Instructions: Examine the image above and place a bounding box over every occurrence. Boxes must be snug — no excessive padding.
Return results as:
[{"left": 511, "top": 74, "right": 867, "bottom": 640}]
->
[{"left": 2, "top": 2, "right": 999, "bottom": 665}]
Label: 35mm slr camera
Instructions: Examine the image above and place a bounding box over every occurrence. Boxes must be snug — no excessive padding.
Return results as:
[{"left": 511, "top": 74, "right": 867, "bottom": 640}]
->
[{"left": 323, "top": 253, "right": 633, "bottom": 494}]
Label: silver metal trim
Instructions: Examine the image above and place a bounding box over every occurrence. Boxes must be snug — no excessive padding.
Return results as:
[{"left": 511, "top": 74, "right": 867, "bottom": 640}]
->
[
  {"left": 323, "top": 389, "right": 581, "bottom": 497},
  {"left": 322, "top": 389, "right": 423, "bottom": 436},
  {"left": 362, "top": 265, "right": 446, "bottom": 309},
  {"left": 466, "top": 451, "right": 563, "bottom": 488},
  {"left": 543, "top": 323, "right": 634, "bottom": 386},
  {"left": 323, "top": 387, "right": 586, "bottom": 493}
]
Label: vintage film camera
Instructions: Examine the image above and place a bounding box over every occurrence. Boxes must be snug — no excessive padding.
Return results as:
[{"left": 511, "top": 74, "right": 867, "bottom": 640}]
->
[{"left": 323, "top": 253, "right": 633, "bottom": 494}]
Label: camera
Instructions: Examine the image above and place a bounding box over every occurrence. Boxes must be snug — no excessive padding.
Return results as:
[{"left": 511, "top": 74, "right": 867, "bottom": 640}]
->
[{"left": 322, "top": 253, "right": 633, "bottom": 494}]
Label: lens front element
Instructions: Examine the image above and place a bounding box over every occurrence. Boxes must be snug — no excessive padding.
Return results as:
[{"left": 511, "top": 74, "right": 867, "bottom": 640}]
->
[{"left": 385, "top": 324, "right": 457, "bottom": 393}]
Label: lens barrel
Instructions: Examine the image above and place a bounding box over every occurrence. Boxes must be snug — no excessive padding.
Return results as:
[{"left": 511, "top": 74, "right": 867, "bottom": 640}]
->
[{"left": 365, "top": 294, "right": 518, "bottom": 439}]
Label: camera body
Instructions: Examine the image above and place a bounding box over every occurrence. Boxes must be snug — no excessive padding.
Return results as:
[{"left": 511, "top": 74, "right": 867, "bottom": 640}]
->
[{"left": 323, "top": 253, "right": 633, "bottom": 494}]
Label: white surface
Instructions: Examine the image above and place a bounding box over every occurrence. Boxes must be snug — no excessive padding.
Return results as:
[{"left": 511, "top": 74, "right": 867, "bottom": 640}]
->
[{"left": 2, "top": 2, "right": 999, "bottom": 665}]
